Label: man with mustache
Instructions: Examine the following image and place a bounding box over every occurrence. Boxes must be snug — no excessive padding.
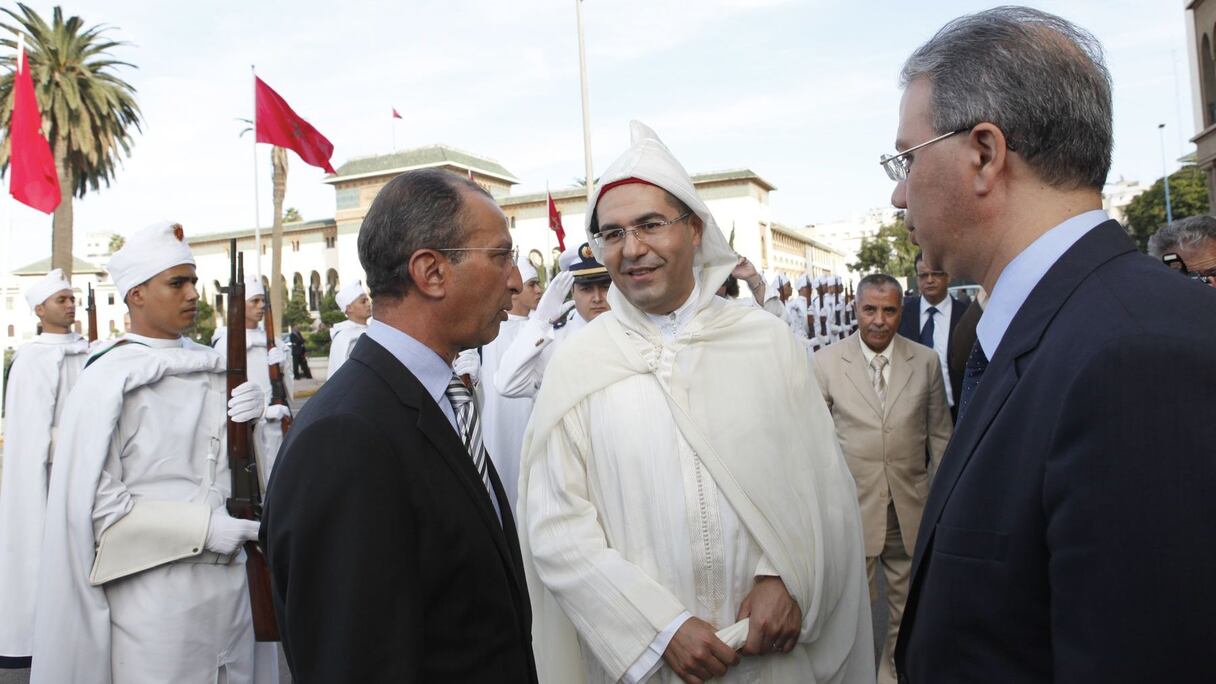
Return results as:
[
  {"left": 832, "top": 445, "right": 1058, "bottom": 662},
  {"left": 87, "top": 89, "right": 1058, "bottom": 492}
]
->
[
  {"left": 810, "top": 273, "right": 951, "bottom": 684},
  {"left": 30, "top": 221, "right": 272, "bottom": 683},
  {"left": 519, "top": 122, "right": 873, "bottom": 684},
  {"left": 0, "top": 268, "right": 88, "bottom": 669}
]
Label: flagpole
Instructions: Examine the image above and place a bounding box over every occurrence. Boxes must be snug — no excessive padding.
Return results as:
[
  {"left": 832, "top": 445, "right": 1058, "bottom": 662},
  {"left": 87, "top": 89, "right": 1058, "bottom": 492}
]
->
[
  {"left": 251, "top": 65, "right": 262, "bottom": 281},
  {"left": 545, "top": 180, "right": 552, "bottom": 268},
  {"left": 391, "top": 111, "right": 397, "bottom": 152},
  {"left": 575, "top": 0, "right": 594, "bottom": 206},
  {"left": 0, "top": 38, "right": 20, "bottom": 435}
]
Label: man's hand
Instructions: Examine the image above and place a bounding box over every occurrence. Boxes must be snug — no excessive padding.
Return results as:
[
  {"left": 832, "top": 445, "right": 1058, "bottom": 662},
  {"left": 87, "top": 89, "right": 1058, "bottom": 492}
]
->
[
  {"left": 533, "top": 270, "right": 574, "bottom": 323},
  {"left": 736, "top": 575, "right": 801, "bottom": 656},
  {"left": 730, "top": 255, "right": 758, "bottom": 282},
  {"left": 662, "top": 617, "right": 741, "bottom": 684}
]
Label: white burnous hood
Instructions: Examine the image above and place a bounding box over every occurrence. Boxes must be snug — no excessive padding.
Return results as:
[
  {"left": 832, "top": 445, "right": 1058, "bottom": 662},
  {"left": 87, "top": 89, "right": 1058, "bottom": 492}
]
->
[{"left": 585, "top": 121, "right": 737, "bottom": 320}]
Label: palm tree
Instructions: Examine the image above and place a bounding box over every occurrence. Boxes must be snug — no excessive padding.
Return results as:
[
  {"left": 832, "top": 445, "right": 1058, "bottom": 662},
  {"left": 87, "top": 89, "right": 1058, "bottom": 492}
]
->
[{"left": 0, "top": 4, "right": 142, "bottom": 279}]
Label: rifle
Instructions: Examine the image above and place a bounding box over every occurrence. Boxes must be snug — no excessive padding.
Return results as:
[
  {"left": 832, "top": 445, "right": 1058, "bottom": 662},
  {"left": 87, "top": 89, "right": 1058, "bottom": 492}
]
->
[
  {"left": 223, "top": 240, "right": 280, "bottom": 642},
  {"left": 262, "top": 297, "right": 292, "bottom": 435},
  {"left": 86, "top": 283, "right": 98, "bottom": 343},
  {"left": 833, "top": 285, "right": 844, "bottom": 340}
]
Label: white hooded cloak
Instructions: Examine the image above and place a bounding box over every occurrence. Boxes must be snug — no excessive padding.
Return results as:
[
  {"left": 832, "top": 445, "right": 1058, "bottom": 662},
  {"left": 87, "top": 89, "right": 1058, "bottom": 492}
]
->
[{"left": 518, "top": 121, "right": 872, "bottom": 684}]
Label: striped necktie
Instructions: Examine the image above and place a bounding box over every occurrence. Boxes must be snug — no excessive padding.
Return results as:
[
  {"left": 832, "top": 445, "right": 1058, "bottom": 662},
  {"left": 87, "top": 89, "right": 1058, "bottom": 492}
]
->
[{"left": 444, "top": 374, "right": 496, "bottom": 509}]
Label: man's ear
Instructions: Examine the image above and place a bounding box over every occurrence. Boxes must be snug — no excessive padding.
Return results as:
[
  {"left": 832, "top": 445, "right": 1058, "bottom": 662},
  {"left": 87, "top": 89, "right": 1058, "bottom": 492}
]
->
[
  {"left": 407, "top": 250, "right": 447, "bottom": 299},
  {"left": 970, "top": 123, "right": 1008, "bottom": 196},
  {"left": 690, "top": 214, "right": 704, "bottom": 246}
]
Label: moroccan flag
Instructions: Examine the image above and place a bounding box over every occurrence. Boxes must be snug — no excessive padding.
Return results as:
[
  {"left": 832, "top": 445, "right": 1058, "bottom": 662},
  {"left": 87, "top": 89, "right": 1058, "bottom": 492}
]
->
[
  {"left": 392, "top": 108, "right": 403, "bottom": 119},
  {"left": 255, "top": 76, "right": 335, "bottom": 173},
  {"left": 547, "top": 192, "right": 566, "bottom": 251},
  {"left": 9, "top": 46, "right": 60, "bottom": 214}
]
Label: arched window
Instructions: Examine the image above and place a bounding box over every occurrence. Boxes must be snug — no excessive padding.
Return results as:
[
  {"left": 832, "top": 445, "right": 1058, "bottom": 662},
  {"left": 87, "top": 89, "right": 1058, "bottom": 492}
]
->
[
  {"left": 326, "top": 269, "right": 339, "bottom": 296},
  {"left": 6, "top": 325, "right": 13, "bottom": 337},
  {"left": 309, "top": 271, "right": 322, "bottom": 311}
]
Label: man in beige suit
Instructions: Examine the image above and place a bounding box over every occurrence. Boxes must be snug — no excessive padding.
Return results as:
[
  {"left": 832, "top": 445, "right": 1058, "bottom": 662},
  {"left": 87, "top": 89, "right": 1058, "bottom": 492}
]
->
[{"left": 813, "top": 273, "right": 952, "bottom": 684}]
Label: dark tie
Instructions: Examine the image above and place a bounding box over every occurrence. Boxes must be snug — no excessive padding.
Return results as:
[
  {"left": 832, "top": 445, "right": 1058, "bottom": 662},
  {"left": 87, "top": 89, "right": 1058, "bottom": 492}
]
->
[
  {"left": 919, "top": 306, "right": 938, "bottom": 348},
  {"left": 956, "top": 340, "right": 989, "bottom": 421},
  {"left": 444, "top": 374, "right": 497, "bottom": 512}
]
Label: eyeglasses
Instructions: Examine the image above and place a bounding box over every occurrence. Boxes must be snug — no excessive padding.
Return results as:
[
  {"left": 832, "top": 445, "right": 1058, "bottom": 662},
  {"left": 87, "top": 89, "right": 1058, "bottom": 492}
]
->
[
  {"left": 880, "top": 128, "right": 971, "bottom": 182},
  {"left": 916, "top": 270, "right": 947, "bottom": 280},
  {"left": 592, "top": 212, "right": 692, "bottom": 248},
  {"left": 437, "top": 246, "right": 519, "bottom": 264},
  {"left": 1162, "top": 253, "right": 1215, "bottom": 285}
]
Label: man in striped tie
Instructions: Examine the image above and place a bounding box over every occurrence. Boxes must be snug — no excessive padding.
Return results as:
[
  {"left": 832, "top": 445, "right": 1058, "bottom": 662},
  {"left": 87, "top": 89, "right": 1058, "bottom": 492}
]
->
[{"left": 261, "top": 168, "right": 538, "bottom": 683}]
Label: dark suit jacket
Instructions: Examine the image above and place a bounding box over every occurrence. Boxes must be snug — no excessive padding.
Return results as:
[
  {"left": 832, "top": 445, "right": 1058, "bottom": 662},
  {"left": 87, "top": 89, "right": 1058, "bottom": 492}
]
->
[
  {"left": 945, "top": 300, "right": 982, "bottom": 421},
  {"left": 898, "top": 294, "right": 969, "bottom": 409},
  {"left": 261, "top": 335, "right": 538, "bottom": 683},
  {"left": 894, "top": 220, "right": 1216, "bottom": 682}
]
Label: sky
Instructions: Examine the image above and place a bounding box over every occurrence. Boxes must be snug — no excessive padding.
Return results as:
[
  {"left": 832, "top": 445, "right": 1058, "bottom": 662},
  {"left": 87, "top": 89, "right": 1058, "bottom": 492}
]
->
[{"left": 0, "top": 0, "right": 1196, "bottom": 269}]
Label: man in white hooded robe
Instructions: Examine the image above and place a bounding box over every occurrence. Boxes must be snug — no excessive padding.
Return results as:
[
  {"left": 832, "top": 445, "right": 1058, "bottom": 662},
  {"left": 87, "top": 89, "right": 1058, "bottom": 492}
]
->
[
  {"left": 30, "top": 221, "right": 276, "bottom": 684},
  {"left": 0, "top": 269, "right": 88, "bottom": 667},
  {"left": 519, "top": 122, "right": 873, "bottom": 684}
]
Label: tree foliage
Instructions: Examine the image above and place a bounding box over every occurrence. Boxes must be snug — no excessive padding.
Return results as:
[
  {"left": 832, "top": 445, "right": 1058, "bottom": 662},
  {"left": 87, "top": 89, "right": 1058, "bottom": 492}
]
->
[
  {"left": 281, "top": 282, "right": 313, "bottom": 331},
  {"left": 319, "top": 289, "right": 345, "bottom": 326},
  {"left": 187, "top": 296, "right": 216, "bottom": 346},
  {"left": 0, "top": 4, "right": 142, "bottom": 277},
  {"left": 107, "top": 233, "right": 124, "bottom": 253},
  {"left": 1123, "top": 165, "right": 1210, "bottom": 252},
  {"left": 283, "top": 207, "right": 302, "bottom": 222},
  {"left": 848, "top": 212, "right": 917, "bottom": 279}
]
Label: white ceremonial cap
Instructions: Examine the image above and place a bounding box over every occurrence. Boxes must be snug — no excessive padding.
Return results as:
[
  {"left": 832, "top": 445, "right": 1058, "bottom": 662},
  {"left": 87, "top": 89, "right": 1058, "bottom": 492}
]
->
[
  {"left": 244, "top": 278, "right": 265, "bottom": 300},
  {"left": 336, "top": 280, "right": 366, "bottom": 311},
  {"left": 795, "top": 274, "right": 811, "bottom": 290},
  {"left": 517, "top": 256, "right": 539, "bottom": 283},
  {"left": 24, "top": 268, "right": 73, "bottom": 309},
  {"left": 558, "top": 246, "right": 580, "bottom": 272},
  {"left": 107, "top": 221, "right": 195, "bottom": 301}
]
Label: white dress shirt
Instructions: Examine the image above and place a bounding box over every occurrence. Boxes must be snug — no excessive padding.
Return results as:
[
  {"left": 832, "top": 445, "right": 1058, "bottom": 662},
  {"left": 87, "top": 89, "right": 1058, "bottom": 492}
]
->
[
  {"left": 858, "top": 332, "right": 893, "bottom": 388},
  {"left": 918, "top": 294, "right": 954, "bottom": 407}
]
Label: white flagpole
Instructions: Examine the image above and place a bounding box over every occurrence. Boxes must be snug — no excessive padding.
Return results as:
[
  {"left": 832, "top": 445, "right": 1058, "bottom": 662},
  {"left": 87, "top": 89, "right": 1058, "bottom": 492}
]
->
[
  {"left": 1, "top": 37, "right": 23, "bottom": 435},
  {"left": 391, "top": 111, "right": 397, "bottom": 152},
  {"left": 545, "top": 180, "right": 553, "bottom": 268},
  {"left": 251, "top": 65, "right": 262, "bottom": 281},
  {"left": 575, "top": 0, "right": 594, "bottom": 206}
]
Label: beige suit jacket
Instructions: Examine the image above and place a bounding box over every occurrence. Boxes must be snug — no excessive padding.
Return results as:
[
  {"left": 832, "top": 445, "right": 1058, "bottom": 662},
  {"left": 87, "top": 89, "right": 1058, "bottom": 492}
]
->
[{"left": 813, "top": 332, "right": 953, "bottom": 556}]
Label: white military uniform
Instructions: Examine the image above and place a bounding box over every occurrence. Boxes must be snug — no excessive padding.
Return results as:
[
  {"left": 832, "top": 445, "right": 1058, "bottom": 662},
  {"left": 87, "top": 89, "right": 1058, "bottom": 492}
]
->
[
  {"left": 327, "top": 280, "right": 369, "bottom": 379},
  {"left": 0, "top": 269, "right": 89, "bottom": 661},
  {"left": 212, "top": 322, "right": 293, "bottom": 486},
  {"left": 30, "top": 222, "right": 275, "bottom": 684}
]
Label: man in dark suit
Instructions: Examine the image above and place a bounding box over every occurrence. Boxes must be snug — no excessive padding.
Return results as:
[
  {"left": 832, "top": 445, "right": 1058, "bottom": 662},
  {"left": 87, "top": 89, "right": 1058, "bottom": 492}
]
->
[
  {"left": 885, "top": 7, "right": 1216, "bottom": 682},
  {"left": 288, "top": 324, "right": 311, "bottom": 379},
  {"left": 261, "top": 169, "right": 536, "bottom": 682},
  {"left": 898, "top": 251, "right": 969, "bottom": 420}
]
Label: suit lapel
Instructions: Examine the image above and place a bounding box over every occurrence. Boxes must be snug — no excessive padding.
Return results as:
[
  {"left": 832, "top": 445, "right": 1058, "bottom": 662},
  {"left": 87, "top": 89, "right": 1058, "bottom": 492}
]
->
[
  {"left": 349, "top": 337, "right": 523, "bottom": 592},
  {"left": 883, "top": 336, "right": 915, "bottom": 417},
  {"left": 840, "top": 333, "right": 884, "bottom": 419},
  {"left": 908, "top": 220, "right": 1137, "bottom": 577}
]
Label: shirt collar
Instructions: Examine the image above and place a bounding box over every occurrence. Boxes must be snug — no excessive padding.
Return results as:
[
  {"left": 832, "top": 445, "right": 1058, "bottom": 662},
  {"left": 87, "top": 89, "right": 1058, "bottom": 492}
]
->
[
  {"left": 365, "top": 319, "right": 454, "bottom": 408},
  {"left": 858, "top": 331, "right": 893, "bottom": 363},
  {"left": 977, "top": 209, "right": 1108, "bottom": 358},
  {"left": 920, "top": 293, "right": 951, "bottom": 317},
  {"left": 123, "top": 332, "right": 185, "bottom": 349}
]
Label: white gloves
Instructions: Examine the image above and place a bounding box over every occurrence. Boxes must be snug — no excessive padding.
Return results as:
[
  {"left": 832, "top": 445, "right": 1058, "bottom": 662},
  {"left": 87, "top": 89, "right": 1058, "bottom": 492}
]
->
[
  {"left": 454, "top": 349, "right": 481, "bottom": 386},
  {"left": 204, "top": 509, "right": 260, "bottom": 556},
  {"left": 266, "top": 347, "right": 285, "bottom": 366},
  {"left": 264, "top": 404, "right": 291, "bottom": 421},
  {"left": 227, "top": 381, "right": 266, "bottom": 423},
  {"left": 533, "top": 270, "right": 574, "bottom": 324}
]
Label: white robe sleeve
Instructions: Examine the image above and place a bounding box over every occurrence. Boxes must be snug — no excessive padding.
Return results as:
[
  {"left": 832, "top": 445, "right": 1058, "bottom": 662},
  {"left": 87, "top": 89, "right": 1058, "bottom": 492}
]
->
[
  {"left": 527, "top": 405, "right": 689, "bottom": 680},
  {"left": 494, "top": 318, "right": 555, "bottom": 399}
]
